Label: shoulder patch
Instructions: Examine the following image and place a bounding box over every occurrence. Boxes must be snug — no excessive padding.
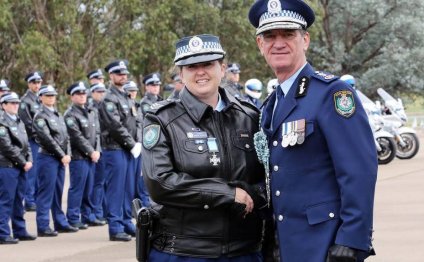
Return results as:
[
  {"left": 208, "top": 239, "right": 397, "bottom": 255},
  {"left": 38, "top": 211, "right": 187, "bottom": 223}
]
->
[
  {"left": 66, "top": 118, "right": 75, "bottom": 127},
  {"left": 143, "top": 124, "right": 161, "bottom": 150},
  {"left": 20, "top": 103, "right": 26, "bottom": 109},
  {"left": 0, "top": 126, "right": 6, "bottom": 137},
  {"left": 106, "top": 102, "right": 115, "bottom": 112},
  {"left": 312, "top": 71, "right": 340, "bottom": 83},
  {"left": 146, "top": 100, "right": 175, "bottom": 115},
  {"left": 334, "top": 90, "right": 356, "bottom": 118},
  {"left": 36, "top": 119, "right": 46, "bottom": 128}
]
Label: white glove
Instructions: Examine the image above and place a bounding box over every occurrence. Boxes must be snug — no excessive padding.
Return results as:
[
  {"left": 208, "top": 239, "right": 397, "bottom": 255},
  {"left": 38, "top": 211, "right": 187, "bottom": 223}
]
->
[{"left": 130, "top": 142, "right": 142, "bottom": 158}]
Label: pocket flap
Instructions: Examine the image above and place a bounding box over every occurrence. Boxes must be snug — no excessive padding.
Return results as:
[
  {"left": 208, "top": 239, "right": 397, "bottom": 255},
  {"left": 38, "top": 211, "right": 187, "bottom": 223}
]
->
[{"left": 306, "top": 201, "right": 340, "bottom": 225}]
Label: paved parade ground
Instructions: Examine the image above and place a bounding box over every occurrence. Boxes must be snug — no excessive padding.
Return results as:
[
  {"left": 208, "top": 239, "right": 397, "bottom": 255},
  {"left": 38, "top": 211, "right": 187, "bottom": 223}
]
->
[{"left": 0, "top": 131, "right": 423, "bottom": 262}]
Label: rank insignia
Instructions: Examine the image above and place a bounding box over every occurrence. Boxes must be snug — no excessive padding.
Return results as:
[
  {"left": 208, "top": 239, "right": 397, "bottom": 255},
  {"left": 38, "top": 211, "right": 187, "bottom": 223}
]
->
[
  {"left": 295, "top": 76, "right": 310, "bottom": 98},
  {"left": 36, "top": 119, "right": 45, "bottom": 128},
  {"left": 143, "top": 124, "right": 160, "bottom": 150},
  {"left": 0, "top": 127, "right": 6, "bottom": 137},
  {"left": 106, "top": 102, "right": 115, "bottom": 112},
  {"left": 334, "top": 90, "right": 356, "bottom": 118}
]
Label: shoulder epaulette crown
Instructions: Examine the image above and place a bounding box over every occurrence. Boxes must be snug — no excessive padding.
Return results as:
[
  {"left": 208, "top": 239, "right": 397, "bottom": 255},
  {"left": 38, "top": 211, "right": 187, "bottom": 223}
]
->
[
  {"left": 147, "top": 99, "right": 175, "bottom": 114},
  {"left": 312, "top": 71, "right": 340, "bottom": 83}
]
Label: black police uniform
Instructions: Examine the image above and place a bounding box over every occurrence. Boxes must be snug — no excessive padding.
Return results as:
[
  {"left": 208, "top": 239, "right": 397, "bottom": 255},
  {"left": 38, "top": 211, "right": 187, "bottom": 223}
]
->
[
  {"left": 18, "top": 89, "right": 41, "bottom": 209},
  {"left": 142, "top": 87, "right": 267, "bottom": 258},
  {"left": 0, "top": 109, "right": 34, "bottom": 243},
  {"left": 221, "top": 79, "right": 243, "bottom": 99},
  {"left": 140, "top": 93, "right": 163, "bottom": 115},
  {"left": 33, "top": 104, "right": 74, "bottom": 233},
  {"left": 64, "top": 101, "right": 101, "bottom": 227},
  {"left": 98, "top": 84, "right": 139, "bottom": 238}
]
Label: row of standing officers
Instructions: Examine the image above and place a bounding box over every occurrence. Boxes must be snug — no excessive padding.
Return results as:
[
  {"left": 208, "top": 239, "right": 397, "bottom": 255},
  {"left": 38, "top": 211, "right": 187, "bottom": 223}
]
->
[{"left": 0, "top": 61, "right": 159, "bottom": 244}]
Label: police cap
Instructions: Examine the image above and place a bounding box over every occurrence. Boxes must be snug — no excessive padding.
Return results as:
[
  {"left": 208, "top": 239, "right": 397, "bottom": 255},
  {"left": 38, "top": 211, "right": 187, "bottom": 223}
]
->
[
  {"left": 0, "top": 79, "right": 10, "bottom": 91},
  {"left": 143, "top": 73, "right": 162, "bottom": 85},
  {"left": 123, "top": 81, "right": 138, "bottom": 92},
  {"left": 174, "top": 34, "right": 226, "bottom": 66},
  {"left": 87, "top": 69, "right": 105, "bottom": 79},
  {"left": 24, "top": 71, "right": 43, "bottom": 83},
  {"left": 38, "top": 85, "right": 58, "bottom": 96},
  {"left": 67, "top": 81, "right": 87, "bottom": 95},
  {"left": 248, "top": 0, "right": 315, "bottom": 35},
  {"left": 104, "top": 60, "right": 129, "bottom": 75},
  {"left": 227, "top": 63, "right": 241, "bottom": 74},
  {"left": 90, "top": 83, "right": 106, "bottom": 93},
  {"left": 0, "top": 92, "right": 20, "bottom": 104}
]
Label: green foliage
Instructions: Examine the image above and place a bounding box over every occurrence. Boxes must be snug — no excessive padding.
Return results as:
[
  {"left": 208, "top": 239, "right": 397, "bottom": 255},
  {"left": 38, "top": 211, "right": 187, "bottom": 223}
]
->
[{"left": 0, "top": 0, "right": 422, "bottom": 110}]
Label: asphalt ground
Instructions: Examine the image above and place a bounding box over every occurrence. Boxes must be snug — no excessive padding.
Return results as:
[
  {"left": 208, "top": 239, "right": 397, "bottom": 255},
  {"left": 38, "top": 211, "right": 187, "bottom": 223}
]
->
[{"left": 0, "top": 131, "right": 423, "bottom": 262}]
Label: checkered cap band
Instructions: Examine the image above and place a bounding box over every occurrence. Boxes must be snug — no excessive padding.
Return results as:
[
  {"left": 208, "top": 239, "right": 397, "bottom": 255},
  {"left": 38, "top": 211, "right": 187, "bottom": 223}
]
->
[
  {"left": 90, "top": 83, "right": 106, "bottom": 92},
  {"left": 38, "top": 85, "right": 57, "bottom": 96},
  {"left": 259, "top": 10, "right": 306, "bottom": 28},
  {"left": 0, "top": 92, "right": 20, "bottom": 103},
  {"left": 108, "top": 64, "right": 128, "bottom": 73},
  {"left": 174, "top": 41, "right": 225, "bottom": 62}
]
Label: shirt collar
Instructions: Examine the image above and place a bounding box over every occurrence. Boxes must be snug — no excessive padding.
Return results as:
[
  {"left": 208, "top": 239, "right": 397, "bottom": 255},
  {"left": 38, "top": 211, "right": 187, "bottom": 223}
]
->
[
  {"left": 215, "top": 93, "right": 226, "bottom": 112},
  {"left": 278, "top": 62, "right": 307, "bottom": 96}
]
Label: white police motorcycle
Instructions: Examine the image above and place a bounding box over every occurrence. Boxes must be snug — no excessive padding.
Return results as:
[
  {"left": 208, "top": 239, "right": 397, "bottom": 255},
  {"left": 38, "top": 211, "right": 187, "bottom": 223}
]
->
[
  {"left": 356, "top": 90, "right": 397, "bottom": 164},
  {"left": 377, "top": 88, "right": 420, "bottom": 159}
]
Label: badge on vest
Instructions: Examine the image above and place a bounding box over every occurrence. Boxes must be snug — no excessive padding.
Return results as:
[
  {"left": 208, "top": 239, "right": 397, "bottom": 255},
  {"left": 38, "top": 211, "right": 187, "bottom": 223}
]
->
[
  {"left": 0, "top": 126, "right": 6, "bottom": 137},
  {"left": 334, "top": 90, "right": 356, "bottom": 118},
  {"left": 281, "top": 119, "right": 306, "bottom": 148},
  {"left": 143, "top": 124, "right": 161, "bottom": 150}
]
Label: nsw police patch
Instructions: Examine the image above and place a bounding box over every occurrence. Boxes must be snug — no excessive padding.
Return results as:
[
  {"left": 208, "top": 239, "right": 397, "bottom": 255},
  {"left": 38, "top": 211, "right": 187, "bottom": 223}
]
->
[
  {"left": 36, "top": 119, "right": 46, "bottom": 128},
  {"left": 334, "top": 90, "right": 356, "bottom": 118},
  {"left": 143, "top": 124, "right": 160, "bottom": 150},
  {"left": 0, "top": 126, "right": 6, "bottom": 137},
  {"left": 106, "top": 102, "right": 115, "bottom": 112},
  {"left": 66, "top": 118, "right": 75, "bottom": 127},
  {"left": 20, "top": 103, "right": 26, "bottom": 109}
]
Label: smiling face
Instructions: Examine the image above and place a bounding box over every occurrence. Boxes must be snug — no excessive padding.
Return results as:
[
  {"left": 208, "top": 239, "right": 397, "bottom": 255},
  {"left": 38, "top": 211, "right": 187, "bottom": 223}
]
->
[
  {"left": 179, "top": 60, "right": 225, "bottom": 101},
  {"left": 256, "top": 29, "right": 309, "bottom": 79}
]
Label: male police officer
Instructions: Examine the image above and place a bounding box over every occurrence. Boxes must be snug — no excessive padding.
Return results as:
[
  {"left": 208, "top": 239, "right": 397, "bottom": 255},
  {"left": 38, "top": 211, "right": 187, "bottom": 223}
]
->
[
  {"left": 167, "top": 73, "right": 184, "bottom": 100},
  {"left": 87, "top": 69, "right": 105, "bottom": 86},
  {"left": 33, "top": 85, "right": 78, "bottom": 236},
  {"left": 19, "top": 72, "right": 43, "bottom": 212},
  {"left": 140, "top": 73, "right": 163, "bottom": 115},
  {"left": 250, "top": 1, "right": 377, "bottom": 261},
  {"left": 88, "top": 82, "right": 108, "bottom": 223},
  {"left": 64, "top": 82, "right": 103, "bottom": 229},
  {"left": 221, "top": 63, "right": 243, "bottom": 98},
  {"left": 99, "top": 60, "right": 140, "bottom": 241},
  {"left": 0, "top": 92, "right": 37, "bottom": 244}
]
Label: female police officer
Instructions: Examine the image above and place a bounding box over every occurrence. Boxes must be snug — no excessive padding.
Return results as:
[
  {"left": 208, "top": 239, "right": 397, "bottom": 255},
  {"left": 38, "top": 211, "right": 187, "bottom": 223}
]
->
[
  {"left": 141, "top": 34, "right": 267, "bottom": 261},
  {"left": 0, "top": 92, "right": 36, "bottom": 244}
]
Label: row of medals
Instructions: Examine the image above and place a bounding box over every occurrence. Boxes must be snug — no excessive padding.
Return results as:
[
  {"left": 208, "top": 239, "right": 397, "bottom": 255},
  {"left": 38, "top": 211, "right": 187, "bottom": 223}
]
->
[{"left": 281, "top": 119, "right": 306, "bottom": 148}]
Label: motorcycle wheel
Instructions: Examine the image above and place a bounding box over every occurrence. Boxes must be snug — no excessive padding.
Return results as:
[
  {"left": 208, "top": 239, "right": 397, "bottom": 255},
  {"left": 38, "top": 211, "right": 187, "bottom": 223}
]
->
[
  {"left": 396, "top": 133, "right": 420, "bottom": 159},
  {"left": 377, "top": 137, "right": 397, "bottom": 165}
]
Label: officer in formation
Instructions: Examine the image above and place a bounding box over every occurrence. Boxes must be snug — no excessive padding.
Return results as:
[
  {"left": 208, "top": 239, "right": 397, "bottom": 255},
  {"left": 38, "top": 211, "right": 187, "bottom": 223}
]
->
[
  {"left": 249, "top": 0, "right": 377, "bottom": 261},
  {"left": 221, "top": 62, "right": 243, "bottom": 98},
  {"left": 87, "top": 69, "right": 105, "bottom": 86},
  {"left": 88, "top": 82, "right": 108, "bottom": 223},
  {"left": 244, "top": 78, "right": 263, "bottom": 108},
  {"left": 18, "top": 71, "right": 43, "bottom": 212},
  {"left": 167, "top": 72, "right": 184, "bottom": 100},
  {"left": 33, "top": 85, "right": 78, "bottom": 236},
  {"left": 98, "top": 60, "right": 141, "bottom": 241},
  {"left": 0, "top": 92, "right": 36, "bottom": 244},
  {"left": 64, "top": 82, "right": 104, "bottom": 229},
  {"left": 140, "top": 73, "right": 163, "bottom": 116},
  {"left": 142, "top": 34, "right": 267, "bottom": 261}
]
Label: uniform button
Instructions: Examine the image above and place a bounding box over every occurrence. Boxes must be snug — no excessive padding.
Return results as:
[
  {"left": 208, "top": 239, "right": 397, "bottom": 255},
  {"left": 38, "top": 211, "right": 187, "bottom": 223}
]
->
[
  {"left": 278, "top": 215, "right": 284, "bottom": 221},
  {"left": 273, "top": 165, "right": 279, "bottom": 172},
  {"left": 273, "top": 141, "right": 278, "bottom": 146},
  {"left": 204, "top": 205, "right": 209, "bottom": 210},
  {"left": 245, "top": 144, "right": 250, "bottom": 149},
  {"left": 198, "top": 146, "right": 204, "bottom": 151},
  {"left": 275, "top": 190, "right": 281, "bottom": 197},
  {"left": 329, "top": 212, "right": 335, "bottom": 218}
]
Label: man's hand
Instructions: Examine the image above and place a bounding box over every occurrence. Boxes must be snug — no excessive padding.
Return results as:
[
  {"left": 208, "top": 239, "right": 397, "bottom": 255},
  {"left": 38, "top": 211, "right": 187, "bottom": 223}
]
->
[
  {"left": 235, "top": 187, "right": 254, "bottom": 215},
  {"left": 326, "top": 244, "right": 357, "bottom": 262},
  {"left": 90, "top": 151, "right": 101, "bottom": 163},
  {"left": 23, "top": 162, "right": 33, "bottom": 172},
  {"left": 61, "top": 155, "right": 71, "bottom": 166},
  {"left": 131, "top": 142, "right": 142, "bottom": 158}
]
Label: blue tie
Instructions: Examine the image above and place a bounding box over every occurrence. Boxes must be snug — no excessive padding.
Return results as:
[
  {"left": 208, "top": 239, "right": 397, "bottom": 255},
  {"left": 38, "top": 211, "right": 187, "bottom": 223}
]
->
[{"left": 272, "top": 86, "right": 285, "bottom": 129}]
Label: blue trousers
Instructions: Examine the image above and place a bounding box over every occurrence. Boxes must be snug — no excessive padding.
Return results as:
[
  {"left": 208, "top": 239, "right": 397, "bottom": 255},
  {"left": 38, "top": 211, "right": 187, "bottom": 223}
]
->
[
  {"left": 103, "top": 150, "right": 130, "bottom": 235},
  {"left": 137, "top": 157, "right": 151, "bottom": 207},
  {"left": 36, "top": 153, "right": 69, "bottom": 231},
  {"left": 123, "top": 155, "right": 139, "bottom": 233},
  {"left": 91, "top": 153, "right": 106, "bottom": 219},
  {"left": 25, "top": 139, "right": 39, "bottom": 207},
  {"left": 66, "top": 159, "right": 95, "bottom": 224},
  {"left": 149, "top": 249, "right": 263, "bottom": 262},
  {"left": 0, "top": 167, "right": 27, "bottom": 239}
]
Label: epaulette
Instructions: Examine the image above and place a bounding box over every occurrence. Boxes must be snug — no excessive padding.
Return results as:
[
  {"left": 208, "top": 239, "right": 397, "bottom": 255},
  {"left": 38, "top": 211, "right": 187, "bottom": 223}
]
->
[
  {"left": 235, "top": 96, "right": 260, "bottom": 112},
  {"left": 312, "top": 71, "right": 340, "bottom": 83},
  {"left": 146, "top": 99, "right": 176, "bottom": 115}
]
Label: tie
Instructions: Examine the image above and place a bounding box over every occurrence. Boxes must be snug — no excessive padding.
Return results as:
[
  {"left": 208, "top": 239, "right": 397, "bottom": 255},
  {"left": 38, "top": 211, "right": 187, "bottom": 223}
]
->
[{"left": 272, "top": 86, "right": 285, "bottom": 129}]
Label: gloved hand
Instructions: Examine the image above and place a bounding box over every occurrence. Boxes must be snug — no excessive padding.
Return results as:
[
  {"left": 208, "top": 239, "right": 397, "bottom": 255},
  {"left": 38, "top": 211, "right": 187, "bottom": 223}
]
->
[
  {"left": 326, "top": 244, "right": 357, "bottom": 262},
  {"left": 131, "top": 142, "right": 142, "bottom": 158},
  {"left": 228, "top": 181, "right": 267, "bottom": 210}
]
